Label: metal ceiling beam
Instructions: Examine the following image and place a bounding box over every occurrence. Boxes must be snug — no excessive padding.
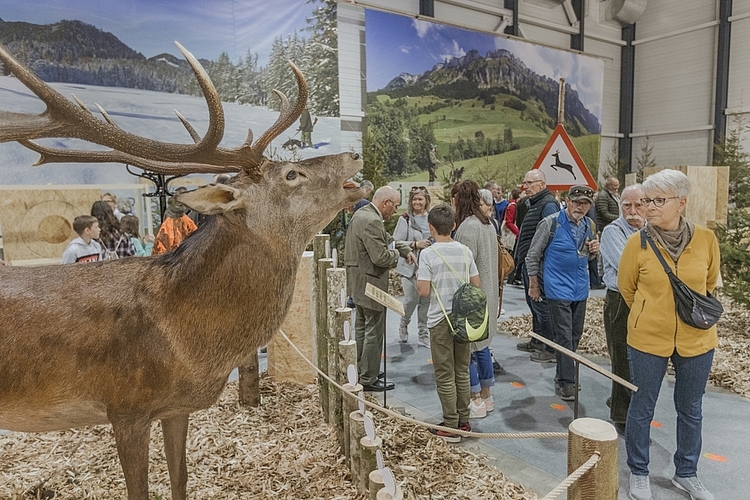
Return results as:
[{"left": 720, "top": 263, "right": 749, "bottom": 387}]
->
[
  {"left": 505, "top": 0, "right": 519, "bottom": 37},
  {"left": 619, "top": 24, "right": 636, "bottom": 176},
  {"left": 420, "top": 0, "right": 434, "bottom": 17},
  {"left": 713, "top": 0, "right": 732, "bottom": 163},
  {"left": 570, "top": 0, "right": 584, "bottom": 51}
]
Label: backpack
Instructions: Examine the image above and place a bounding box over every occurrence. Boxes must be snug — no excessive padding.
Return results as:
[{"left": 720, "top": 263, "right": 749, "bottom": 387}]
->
[
  {"left": 103, "top": 234, "right": 124, "bottom": 261},
  {"left": 430, "top": 247, "right": 489, "bottom": 344}
]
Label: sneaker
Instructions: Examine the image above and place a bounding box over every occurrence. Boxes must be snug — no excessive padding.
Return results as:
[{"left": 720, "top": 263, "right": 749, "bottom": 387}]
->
[
  {"left": 516, "top": 340, "right": 540, "bottom": 353},
  {"left": 430, "top": 422, "right": 461, "bottom": 443},
  {"left": 492, "top": 359, "right": 506, "bottom": 375},
  {"left": 483, "top": 396, "right": 494, "bottom": 412},
  {"left": 530, "top": 350, "right": 557, "bottom": 363},
  {"left": 469, "top": 399, "right": 487, "bottom": 419},
  {"left": 560, "top": 385, "right": 576, "bottom": 401},
  {"left": 418, "top": 336, "right": 431, "bottom": 349},
  {"left": 399, "top": 324, "right": 409, "bottom": 343},
  {"left": 458, "top": 421, "right": 471, "bottom": 432},
  {"left": 629, "top": 473, "right": 652, "bottom": 500},
  {"left": 671, "top": 476, "right": 714, "bottom": 500}
]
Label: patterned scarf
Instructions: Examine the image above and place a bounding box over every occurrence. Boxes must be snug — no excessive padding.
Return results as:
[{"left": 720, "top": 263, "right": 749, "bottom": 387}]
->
[{"left": 646, "top": 216, "right": 694, "bottom": 262}]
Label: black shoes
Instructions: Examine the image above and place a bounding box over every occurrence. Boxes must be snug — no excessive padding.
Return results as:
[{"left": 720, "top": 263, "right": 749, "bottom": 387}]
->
[
  {"left": 516, "top": 340, "right": 541, "bottom": 353},
  {"left": 614, "top": 422, "right": 626, "bottom": 436},
  {"left": 362, "top": 380, "right": 395, "bottom": 392}
]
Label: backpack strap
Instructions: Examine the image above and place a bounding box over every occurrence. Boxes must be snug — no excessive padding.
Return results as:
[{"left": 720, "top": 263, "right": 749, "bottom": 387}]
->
[
  {"left": 431, "top": 281, "right": 455, "bottom": 333},
  {"left": 429, "top": 246, "right": 471, "bottom": 334}
]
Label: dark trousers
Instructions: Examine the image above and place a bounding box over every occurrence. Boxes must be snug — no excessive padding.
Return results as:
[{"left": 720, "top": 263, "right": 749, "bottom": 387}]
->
[
  {"left": 588, "top": 255, "right": 602, "bottom": 288},
  {"left": 354, "top": 304, "right": 385, "bottom": 386},
  {"left": 547, "top": 298, "right": 587, "bottom": 387},
  {"left": 604, "top": 289, "right": 631, "bottom": 423},
  {"left": 521, "top": 264, "right": 555, "bottom": 353}
]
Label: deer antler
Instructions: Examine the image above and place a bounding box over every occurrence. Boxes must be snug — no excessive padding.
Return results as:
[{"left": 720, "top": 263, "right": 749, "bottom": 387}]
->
[{"left": 0, "top": 41, "right": 307, "bottom": 178}]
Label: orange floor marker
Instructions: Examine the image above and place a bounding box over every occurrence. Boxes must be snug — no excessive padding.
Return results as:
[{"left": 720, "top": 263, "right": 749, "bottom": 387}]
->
[
  {"left": 510, "top": 382, "right": 524, "bottom": 388},
  {"left": 703, "top": 453, "right": 727, "bottom": 462},
  {"left": 550, "top": 403, "right": 567, "bottom": 411},
  {"left": 650, "top": 421, "right": 663, "bottom": 428}
]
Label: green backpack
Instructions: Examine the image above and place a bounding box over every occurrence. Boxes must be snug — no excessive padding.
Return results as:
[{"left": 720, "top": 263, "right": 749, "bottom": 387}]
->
[{"left": 431, "top": 247, "right": 489, "bottom": 344}]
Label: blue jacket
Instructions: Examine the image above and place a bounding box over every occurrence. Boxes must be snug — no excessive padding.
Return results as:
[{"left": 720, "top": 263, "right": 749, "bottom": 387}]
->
[{"left": 537, "top": 211, "right": 593, "bottom": 301}]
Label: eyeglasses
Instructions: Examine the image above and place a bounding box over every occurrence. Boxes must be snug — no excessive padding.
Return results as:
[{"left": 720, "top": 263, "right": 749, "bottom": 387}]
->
[
  {"left": 522, "top": 179, "right": 542, "bottom": 186},
  {"left": 569, "top": 186, "right": 595, "bottom": 198},
  {"left": 641, "top": 197, "right": 679, "bottom": 207},
  {"left": 411, "top": 186, "right": 427, "bottom": 192}
]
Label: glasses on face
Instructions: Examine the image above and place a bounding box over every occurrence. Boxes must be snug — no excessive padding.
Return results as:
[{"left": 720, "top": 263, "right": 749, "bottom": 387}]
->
[
  {"left": 522, "top": 179, "right": 542, "bottom": 186},
  {"left": 641, "top": 197, "right": 679, "bottom": 207},
  {"left": 570, "top": 199, "right": 591, "bottom": 207},
  {"left": 569, "top": 186, "right": 595, "bottom": 199}
]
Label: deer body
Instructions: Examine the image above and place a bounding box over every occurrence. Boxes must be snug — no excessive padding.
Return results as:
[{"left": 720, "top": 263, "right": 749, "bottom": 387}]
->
[{"left": 0, "top": 40, "right": 363, "bottom": 499}]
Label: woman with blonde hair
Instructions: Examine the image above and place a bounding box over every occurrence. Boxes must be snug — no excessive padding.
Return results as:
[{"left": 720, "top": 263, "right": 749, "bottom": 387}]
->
[
  {"left": 452, "top": 180, "right": 498, "bottom": 419},
  {"left": 619, "top": 169, "right": 719, "bottom": 500},
  {"left": 393, "top": 186, "right": 432, "bottom": 347}
]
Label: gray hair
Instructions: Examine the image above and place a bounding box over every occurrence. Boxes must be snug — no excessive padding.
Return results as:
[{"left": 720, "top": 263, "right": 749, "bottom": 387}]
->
[
  {"left": 642, "top": 169, "right": 690, "bottom": 198},
  {"left": 620, "top": 184, "right": 643, "bottom": 206},
  {"left": 361, "top": 180, "right": 374, "bottom": 192},
  {"left": 478, "top": 188, "right": 494, "bottom": 206}
]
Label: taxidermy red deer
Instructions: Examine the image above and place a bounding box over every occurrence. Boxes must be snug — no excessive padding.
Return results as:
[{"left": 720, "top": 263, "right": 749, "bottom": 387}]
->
[{"left": 0, "top": 41, "right": 362, "bottom": 499}]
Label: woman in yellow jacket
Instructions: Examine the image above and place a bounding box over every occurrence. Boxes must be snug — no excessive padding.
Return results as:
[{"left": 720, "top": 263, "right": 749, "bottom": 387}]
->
[{"left": 618, "top": 169, "right": 719, "bottom": 500}]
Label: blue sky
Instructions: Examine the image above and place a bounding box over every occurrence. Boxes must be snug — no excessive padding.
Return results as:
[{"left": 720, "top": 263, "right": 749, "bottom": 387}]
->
[
  {"left": 0, "top": 0, "right": 316, "bottom": 64},
  {"left": 365, "top": 9, "right": 603, "bottom": 121}
]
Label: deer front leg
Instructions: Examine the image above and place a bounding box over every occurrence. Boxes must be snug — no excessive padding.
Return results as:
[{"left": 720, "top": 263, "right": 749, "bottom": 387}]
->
[
  {"left": 111, "top": 417, "right": 151, "bottom": 500},
  {"left": 162, "top": 414, "right": 189, "bottom": 500}
]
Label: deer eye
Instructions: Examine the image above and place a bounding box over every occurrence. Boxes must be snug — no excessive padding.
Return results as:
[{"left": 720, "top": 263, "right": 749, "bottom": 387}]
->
[{"left": 286, "top": 170, "right": 298, "bottom": 181}]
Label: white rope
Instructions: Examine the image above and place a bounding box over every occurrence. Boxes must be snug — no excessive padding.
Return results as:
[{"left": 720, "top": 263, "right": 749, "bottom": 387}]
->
[
  {"left": 278, "top": 329, "right": 568, "bottom": 440},
  {"left": 541, "top": 452, "right": 601, "bottom": 500}
]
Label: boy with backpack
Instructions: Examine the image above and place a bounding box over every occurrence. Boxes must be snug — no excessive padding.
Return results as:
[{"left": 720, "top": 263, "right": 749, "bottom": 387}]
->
[{"left": 417, "top": 204, "right": 481, "bottom": 443}]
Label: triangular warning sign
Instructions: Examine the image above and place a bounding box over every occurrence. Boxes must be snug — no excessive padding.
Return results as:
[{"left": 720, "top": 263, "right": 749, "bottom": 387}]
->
[{"left": 531, "top": 124, "right": 597, "bottom": 191}]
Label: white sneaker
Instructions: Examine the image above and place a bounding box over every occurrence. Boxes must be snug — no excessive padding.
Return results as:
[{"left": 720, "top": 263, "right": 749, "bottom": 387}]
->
[
  {"left": 629, "top": 473, "right": 652, "bottom": 500},
  {"left": 418, "top": 336, "right": 431, "bottom": 349},
  {"left": 671, "top": 475, "right": 714, "bottom": 500},
  {"left": 483, "top": 396, "right": 494, "bottom": 412},
  {"left": 469, "top": 399, "right": 487, "bottom": 419},
  {"left": 399, "top": 324, "right": 408, "bottom": 343}
]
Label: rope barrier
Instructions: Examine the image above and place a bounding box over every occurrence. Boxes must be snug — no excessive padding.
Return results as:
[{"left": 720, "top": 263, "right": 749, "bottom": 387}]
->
[
  {"left": 278, "top": 329, "right": 568, "bottom": 440},
  {"left": 540, "top": 452, "right": 601, "bottom": 500}
]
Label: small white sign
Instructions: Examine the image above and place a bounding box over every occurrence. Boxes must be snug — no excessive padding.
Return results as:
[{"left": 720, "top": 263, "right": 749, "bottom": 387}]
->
[
  {"left": 382, "top": 467, "right": 396, "bottom": 495},
  {"left": 364, "top": 414, "right": 376, "bottom": 441},
  {"left": 332, "top": 248, "right": 338, "bottom": 268},
  {"left": 376, "top": 449, "right": 384, "bottom": 471},
  {"left": 343, "top": 321, "right": 350, "bottom": 342},
  {"left": 358, "top": 391, "right": 365, "bottom": 415},
  {"left": 347, "top": 364, "right": 357, "bottom": 386}
]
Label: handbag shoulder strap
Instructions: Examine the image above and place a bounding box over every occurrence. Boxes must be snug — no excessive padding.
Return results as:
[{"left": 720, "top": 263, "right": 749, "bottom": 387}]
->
[{"left": 641, "top": 229, "right": 673, "bottom": 275}]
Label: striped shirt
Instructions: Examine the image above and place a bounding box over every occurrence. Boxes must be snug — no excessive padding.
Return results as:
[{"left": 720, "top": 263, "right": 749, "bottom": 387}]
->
[
  {"left": 600, "top": 216, "right": 640, "bottom": 292},
  {"left": 417, "top": 241, "right": 479, "bottom": 328}
]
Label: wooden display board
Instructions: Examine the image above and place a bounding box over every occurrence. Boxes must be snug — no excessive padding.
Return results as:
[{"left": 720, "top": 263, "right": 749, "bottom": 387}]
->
[
  {"left": 642, "top": 166, "right": 729, "bottom": 228},
  {"left": 0, "top": 184, "right": 148, "bottom": 265}
]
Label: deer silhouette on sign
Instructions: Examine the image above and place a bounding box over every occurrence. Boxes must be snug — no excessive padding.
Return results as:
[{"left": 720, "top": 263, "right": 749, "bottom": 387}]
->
[{"left": 550, "top": 150, "right": 577, "bottom": 180}]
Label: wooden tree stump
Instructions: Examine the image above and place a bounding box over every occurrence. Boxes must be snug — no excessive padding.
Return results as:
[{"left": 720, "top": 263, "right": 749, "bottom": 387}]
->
[
  {"left": 369, "top": 470, "right": 384, "bottom": 500},
  {"left": 376, "top": 485, "right": 403, "bottom": 500},
  {"left": 238, "top": 350, "right": 259, "bottom": 407},
  {"left": 315, "top": 255, "right": 333, "bottom": 422},
  {"left": 326, "top": 268, "right": 349, "bottom": 434},
  {"left": 341, "top": 381, "right": 361, "bottom": 461},
  {"left": 360, "top": 435, "right": 382, "bottom": 495},
  {"left": 568, "top": 418, "right": 618, "bottom": 500},
  {"left": 349, "top": 410, "right": 371, "bottom": 493}
]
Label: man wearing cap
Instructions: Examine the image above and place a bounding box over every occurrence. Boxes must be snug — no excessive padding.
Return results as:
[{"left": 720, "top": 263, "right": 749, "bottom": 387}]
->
[{"left": 525, "top": 185, "right": 600, "bottom": 401}]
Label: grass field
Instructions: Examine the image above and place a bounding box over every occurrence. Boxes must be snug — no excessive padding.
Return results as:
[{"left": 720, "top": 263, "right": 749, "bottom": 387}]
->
[{"left": 398, "top": 134, "right": 602, "bottom": 190}]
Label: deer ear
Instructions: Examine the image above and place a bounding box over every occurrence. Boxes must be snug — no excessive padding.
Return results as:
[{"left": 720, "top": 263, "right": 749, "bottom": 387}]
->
[{"left": 177, "top": 184, "right": 244, "bottom": 215}]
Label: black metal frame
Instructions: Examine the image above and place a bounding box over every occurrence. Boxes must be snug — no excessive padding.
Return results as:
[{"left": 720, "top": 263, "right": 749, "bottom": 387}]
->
[
  {"left": 619, "top": 25, "right": 636, "bottom": 177},
  {"left": 125, "top": 165, "right": 184, "bottom": 222},
  {"left": 571, "top": 0, "right": 584, "bottom": 51},
  {"left": 419, "top": 0, "right": 434, "bottom": 17},
  {"left": 504, "top": 0, "right": 519, "bottom": 37},
  {"left": 713, "top": 0, "right": 733, "bottom": 164}
]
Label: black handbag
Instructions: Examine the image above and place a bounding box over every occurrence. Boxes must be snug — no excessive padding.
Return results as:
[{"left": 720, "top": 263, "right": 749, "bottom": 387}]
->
[{"left": 641, "top": 230, "right": 723, "bottom": 330}]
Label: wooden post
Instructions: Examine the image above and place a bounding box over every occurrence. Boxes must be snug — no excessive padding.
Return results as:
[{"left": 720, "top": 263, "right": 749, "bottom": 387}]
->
[
  {"left": 327, "top": 268, "right": 349, "bottom": 433},
  {"left": 557, "top": 77, "right": 566, "bottom": 125},
  {"left": 238, "top": 350, "right": 260, "bottom": 407},
  {"left": 368, "top": 470, "right": 384, "bottom": 500},
  {"left": 341, "top": 382, "right": 361, "bottom": 462},
  {"left": 568, "top": 418, "right": 618, "bottom": 500},
  {"left": 376, "top": 485, "right": 403, "bottom": 500},
  {"left": 349, "top": 410, "right": 371, "bottom": 493},
  {"left": 316, "top": 250, "right": 333, "bottom": 422},
  {"left": 360, "top": 435, "right": 382, "bottom": 495}
]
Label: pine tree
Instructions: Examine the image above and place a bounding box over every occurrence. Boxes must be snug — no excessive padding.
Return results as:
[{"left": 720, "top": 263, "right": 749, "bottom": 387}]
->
[
  {"left": 635, "top": 135, "right": 656, "bottom": 182},
  {"left": 303, "top": 0, "right": 339, "bottom": 117}
]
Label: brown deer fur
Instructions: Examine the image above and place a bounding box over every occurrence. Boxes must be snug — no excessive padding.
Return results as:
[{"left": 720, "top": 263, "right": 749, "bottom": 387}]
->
[{"left": 0, "top": 41, "right": 364, "bottom": 500}]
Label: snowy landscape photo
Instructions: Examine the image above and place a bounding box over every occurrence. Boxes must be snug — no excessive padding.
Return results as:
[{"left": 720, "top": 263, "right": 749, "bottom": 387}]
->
[{"left": 0, "top": 0, "right": 339, "bottom": 185}]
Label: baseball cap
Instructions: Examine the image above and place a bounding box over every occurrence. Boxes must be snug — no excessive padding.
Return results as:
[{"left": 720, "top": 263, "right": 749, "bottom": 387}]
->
[{"left": 567, "top": 185, "right": 595, "bottom": 204}]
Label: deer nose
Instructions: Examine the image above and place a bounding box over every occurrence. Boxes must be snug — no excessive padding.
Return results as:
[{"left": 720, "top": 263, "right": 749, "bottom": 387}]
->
[{"left": 351, "top": 152, "right": 360, "bottom": 160}]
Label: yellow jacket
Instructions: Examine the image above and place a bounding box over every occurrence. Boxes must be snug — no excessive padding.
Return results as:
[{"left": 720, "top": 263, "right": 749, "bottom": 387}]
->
[{"left": 618, "top": 225, "right": 720, "bottom": 357}]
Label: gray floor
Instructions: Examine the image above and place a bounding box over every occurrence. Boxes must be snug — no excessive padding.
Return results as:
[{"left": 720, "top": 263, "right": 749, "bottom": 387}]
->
[{"left": 367, "top": 285, "right": 748, "bottom": 499}]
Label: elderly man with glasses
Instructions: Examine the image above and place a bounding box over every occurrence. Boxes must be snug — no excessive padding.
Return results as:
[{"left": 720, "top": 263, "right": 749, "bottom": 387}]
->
[
  {"left": 525, "top": 185, "right": 600, "bottom": 401},
  {"left": 345, "top": 186, "right": 416, "bottom": 391},
  {"left": 514, "top": 170, "right": 561, "bottom": 361}
]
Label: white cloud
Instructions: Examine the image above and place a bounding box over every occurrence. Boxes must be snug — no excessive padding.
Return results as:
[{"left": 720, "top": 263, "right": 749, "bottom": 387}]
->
[
  {"left": 440, "top": 40, "right": 466, "bottom": 61},
  {"left": 400, "top": 46, "right": 410, "bottom": 54},
  {"left": 413, "top": 19, "right": 433, "bottom": 38}
]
